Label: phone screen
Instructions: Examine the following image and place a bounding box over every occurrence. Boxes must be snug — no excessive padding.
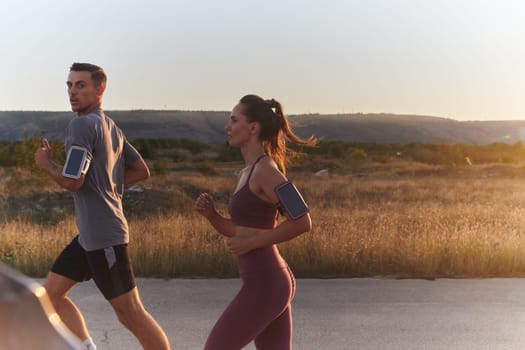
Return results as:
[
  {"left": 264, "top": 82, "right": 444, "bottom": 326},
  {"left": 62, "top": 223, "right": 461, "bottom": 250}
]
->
[
  {"left": 276, "top": 182, "right": 309, "bottom": 219},
  {"left": 63, "top": 147, "right": 88, "bottom": 179}
]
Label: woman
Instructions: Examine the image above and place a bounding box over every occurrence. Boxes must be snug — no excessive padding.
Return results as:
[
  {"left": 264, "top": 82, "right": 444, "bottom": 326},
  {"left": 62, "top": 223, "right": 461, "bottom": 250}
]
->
[{"left": 195, "top": 94, "right": 318, "bottom": 349}]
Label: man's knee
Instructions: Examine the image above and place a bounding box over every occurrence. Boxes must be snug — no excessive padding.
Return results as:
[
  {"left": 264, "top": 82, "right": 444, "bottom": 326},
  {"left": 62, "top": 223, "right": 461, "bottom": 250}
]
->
[
  {"left": 43, "top": 275, "right": 74, "bottom": 308},
  {"left": 110, "top": 289, "right": 146, "bottom": 329},
  {"left": 114, "top": 304, "right": 144, "bottom": 327}
]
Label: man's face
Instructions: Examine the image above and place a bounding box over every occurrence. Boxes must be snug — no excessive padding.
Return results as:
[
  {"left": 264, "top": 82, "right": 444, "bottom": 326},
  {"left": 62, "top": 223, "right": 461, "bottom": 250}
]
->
[{"left": 66, "top": 71, "right": 103, "bottom": 115}]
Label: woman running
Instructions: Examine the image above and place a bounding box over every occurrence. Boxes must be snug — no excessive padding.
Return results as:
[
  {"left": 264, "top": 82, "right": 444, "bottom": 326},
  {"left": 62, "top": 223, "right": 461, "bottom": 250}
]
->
[{"left": 195, "top": 94, "right": 318, "bottom": 350}]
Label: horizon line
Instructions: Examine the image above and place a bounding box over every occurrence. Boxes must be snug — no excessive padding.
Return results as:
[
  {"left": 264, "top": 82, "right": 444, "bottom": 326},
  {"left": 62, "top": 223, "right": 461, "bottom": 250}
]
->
[{"left": 2, "top": 109, "right": 523, "bottom": 122}]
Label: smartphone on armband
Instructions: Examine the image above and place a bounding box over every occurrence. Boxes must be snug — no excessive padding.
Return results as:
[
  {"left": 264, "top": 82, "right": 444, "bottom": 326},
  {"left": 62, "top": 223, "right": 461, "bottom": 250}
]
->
[
  {"left": 275, "top": 181, "right": 309, "bottom": 220},
  {"left": 62, "top": 145, "right": 90, "bottom": 179}
]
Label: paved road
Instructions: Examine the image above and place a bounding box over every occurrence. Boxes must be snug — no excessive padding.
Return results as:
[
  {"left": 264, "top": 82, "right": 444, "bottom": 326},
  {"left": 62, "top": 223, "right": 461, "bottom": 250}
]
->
[{"left": 64, "top": 278, "right": 525, "bottom": 349}]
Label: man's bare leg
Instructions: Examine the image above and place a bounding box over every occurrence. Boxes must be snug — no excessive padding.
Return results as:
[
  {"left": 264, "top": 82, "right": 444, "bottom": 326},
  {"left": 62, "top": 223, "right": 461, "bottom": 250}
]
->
[
  {"left": 110, "top": 287, "right": 170, "bottom": 350},
  {"left": 44, "top": 272, "right": 91, "bottom": 342}
]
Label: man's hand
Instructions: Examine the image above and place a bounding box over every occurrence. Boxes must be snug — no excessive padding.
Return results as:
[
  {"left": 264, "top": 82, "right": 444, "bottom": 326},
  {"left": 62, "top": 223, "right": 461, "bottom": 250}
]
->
[{"left": 34, "top": 138, "right": 52, "bottom": 171}]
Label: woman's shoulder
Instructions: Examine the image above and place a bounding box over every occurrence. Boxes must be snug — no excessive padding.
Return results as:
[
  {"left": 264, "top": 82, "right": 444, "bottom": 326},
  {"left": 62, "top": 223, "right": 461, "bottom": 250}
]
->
[
  {"left": 257, "top": 155, "right": 279, "bottom": 171},
  {"left": 253, "top": 156, "right": 286, "bottom": 183}
]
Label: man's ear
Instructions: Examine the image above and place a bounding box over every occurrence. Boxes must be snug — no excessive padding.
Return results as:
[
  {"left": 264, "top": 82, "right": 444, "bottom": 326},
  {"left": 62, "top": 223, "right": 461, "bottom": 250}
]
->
[{"left": 96, "top": 84, "right": 105, "bottom": 97}]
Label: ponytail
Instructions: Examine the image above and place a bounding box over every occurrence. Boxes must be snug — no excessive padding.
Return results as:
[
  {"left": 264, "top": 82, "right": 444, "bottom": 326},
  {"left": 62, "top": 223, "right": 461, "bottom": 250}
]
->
[{"left": 239, "top": 95, "right": 318, "bottom": 174}]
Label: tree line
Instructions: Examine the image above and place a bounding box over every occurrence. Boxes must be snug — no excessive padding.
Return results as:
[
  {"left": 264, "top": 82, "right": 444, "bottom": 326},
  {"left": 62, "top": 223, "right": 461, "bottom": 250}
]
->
[{"left": 1, "top": 136, "right": 525, "bottom": 170}]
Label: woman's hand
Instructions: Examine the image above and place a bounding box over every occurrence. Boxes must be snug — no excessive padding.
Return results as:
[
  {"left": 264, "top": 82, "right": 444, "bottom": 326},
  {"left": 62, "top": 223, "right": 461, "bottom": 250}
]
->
[
  {"left": 227, "top": 232, "right": 261, "bottom": 256},
  {"left": 194, "top": 193, "right": 216, "bottom": 218}
]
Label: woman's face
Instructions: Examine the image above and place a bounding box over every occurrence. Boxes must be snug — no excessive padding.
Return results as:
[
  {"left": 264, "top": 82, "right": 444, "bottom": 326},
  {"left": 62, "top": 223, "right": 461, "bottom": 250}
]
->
[{"left": 225, "top": 103, "right": 255, "bottom": 148}]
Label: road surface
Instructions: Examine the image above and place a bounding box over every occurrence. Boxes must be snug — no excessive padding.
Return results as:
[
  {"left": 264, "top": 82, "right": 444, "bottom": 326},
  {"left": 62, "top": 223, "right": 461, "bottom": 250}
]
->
[{"left": 64, "top": 278, "right": 525, "bottom": 350}]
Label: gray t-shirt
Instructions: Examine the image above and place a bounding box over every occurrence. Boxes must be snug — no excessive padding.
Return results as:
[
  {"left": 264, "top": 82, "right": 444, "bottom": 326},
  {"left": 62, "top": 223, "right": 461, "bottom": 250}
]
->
[{"left": 65, "top": 108, "right": 142, "bottom": 251}]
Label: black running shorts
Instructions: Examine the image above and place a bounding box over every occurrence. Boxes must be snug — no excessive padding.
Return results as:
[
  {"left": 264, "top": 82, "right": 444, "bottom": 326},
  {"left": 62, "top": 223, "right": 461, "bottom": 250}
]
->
[{"left": 51, "top": 236, "right": 136, "bottom": 300}]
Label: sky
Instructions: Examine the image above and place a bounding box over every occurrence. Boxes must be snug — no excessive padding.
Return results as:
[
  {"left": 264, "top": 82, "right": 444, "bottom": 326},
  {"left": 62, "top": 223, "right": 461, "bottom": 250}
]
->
[{"left": 1, "top": 0, "right": 524, "bottom": 121}]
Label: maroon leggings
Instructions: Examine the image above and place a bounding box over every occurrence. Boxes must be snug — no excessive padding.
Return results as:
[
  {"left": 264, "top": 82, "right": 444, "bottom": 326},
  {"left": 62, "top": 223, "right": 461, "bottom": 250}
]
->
[{"left": 204, "top": 245, "right": 296, "bottom": 350}]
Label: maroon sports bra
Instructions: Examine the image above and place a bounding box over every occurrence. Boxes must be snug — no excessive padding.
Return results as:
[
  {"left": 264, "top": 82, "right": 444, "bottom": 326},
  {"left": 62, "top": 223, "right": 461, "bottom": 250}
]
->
[{"left": 228, "top": 155, "right": 278, "bottom": 229}]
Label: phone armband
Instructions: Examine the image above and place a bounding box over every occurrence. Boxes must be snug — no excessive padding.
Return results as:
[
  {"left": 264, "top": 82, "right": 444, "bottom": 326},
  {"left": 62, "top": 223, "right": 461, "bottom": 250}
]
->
[
  {"left": 62, "top": 145, "right": 91, "bottom": 179},
  {"left": 275, "top": 181, "right": 309, "bottom": 220}
]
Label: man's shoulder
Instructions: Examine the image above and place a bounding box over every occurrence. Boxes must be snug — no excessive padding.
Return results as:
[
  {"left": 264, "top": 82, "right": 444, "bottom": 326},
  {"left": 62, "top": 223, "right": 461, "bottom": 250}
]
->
[
  {"left": 85, "top": 108, "right": 105, "bottom": 123},
  {"left": 67, "top": 116, "right": 96, "bottom": 137},
  {"left": 71, "top": 109, "right": 104, "bottom": 126}
]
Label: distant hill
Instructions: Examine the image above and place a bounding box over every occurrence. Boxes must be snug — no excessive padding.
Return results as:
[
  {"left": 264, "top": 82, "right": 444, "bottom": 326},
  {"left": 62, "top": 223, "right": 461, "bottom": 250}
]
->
[{"left": 1, "top": 110, "right": 525, "bottom": 145}]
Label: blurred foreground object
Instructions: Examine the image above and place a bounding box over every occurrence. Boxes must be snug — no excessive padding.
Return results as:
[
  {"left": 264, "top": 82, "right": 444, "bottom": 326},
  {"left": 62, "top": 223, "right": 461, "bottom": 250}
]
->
[{"left": 0, "top": 263, "right": 83, "bottom": 350}]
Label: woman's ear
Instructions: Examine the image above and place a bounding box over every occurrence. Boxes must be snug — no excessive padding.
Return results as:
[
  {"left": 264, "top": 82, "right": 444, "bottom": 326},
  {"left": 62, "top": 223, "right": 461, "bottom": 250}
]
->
[{"left": 250, "top": 122, "right": 260, "bottom": 136}]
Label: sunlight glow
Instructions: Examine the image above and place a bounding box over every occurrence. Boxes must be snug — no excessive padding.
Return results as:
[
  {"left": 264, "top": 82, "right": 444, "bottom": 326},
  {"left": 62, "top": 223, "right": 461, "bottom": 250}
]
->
[{"left": 0, "top": 1, "right": 524, "bottom": 120}]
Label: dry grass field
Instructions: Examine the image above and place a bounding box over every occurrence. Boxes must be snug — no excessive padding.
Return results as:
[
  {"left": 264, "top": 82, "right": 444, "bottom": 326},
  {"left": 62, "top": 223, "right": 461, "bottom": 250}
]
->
[{"left": 2, "top": 159, "right": 525, "bottom": 278}]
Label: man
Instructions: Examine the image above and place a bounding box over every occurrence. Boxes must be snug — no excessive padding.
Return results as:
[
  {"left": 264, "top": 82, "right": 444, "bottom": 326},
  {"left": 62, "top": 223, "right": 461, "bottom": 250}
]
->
[{"left": 34, "top": 63, "right": 170, "bottom": 350}]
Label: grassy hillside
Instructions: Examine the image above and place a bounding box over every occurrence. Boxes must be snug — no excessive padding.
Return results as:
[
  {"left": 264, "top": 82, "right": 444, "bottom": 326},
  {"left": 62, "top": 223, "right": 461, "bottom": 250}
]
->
[
  {"left": 2, "top": 110, "right": 525, "bottom": 145},
  {"left": 3, "top": 159, "right": 525, "bottom": 278},
  {"left": 3, "top": 137, "right": 525, "bottom": 277}
]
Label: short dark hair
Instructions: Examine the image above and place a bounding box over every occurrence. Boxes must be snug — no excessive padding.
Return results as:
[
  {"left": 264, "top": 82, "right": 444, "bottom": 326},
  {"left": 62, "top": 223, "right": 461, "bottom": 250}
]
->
[{"left": 69, "top": 62, "right": 107, "bottom": 88}]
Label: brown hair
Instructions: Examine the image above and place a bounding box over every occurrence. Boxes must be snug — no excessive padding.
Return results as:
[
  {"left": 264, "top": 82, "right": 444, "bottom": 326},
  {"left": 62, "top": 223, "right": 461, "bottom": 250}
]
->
[
  {"left": 70, "top": 62, "right": 107, "bottom": 89},
  {"left": 239, "top": 94, "right": 318, "bottom": 174}
]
